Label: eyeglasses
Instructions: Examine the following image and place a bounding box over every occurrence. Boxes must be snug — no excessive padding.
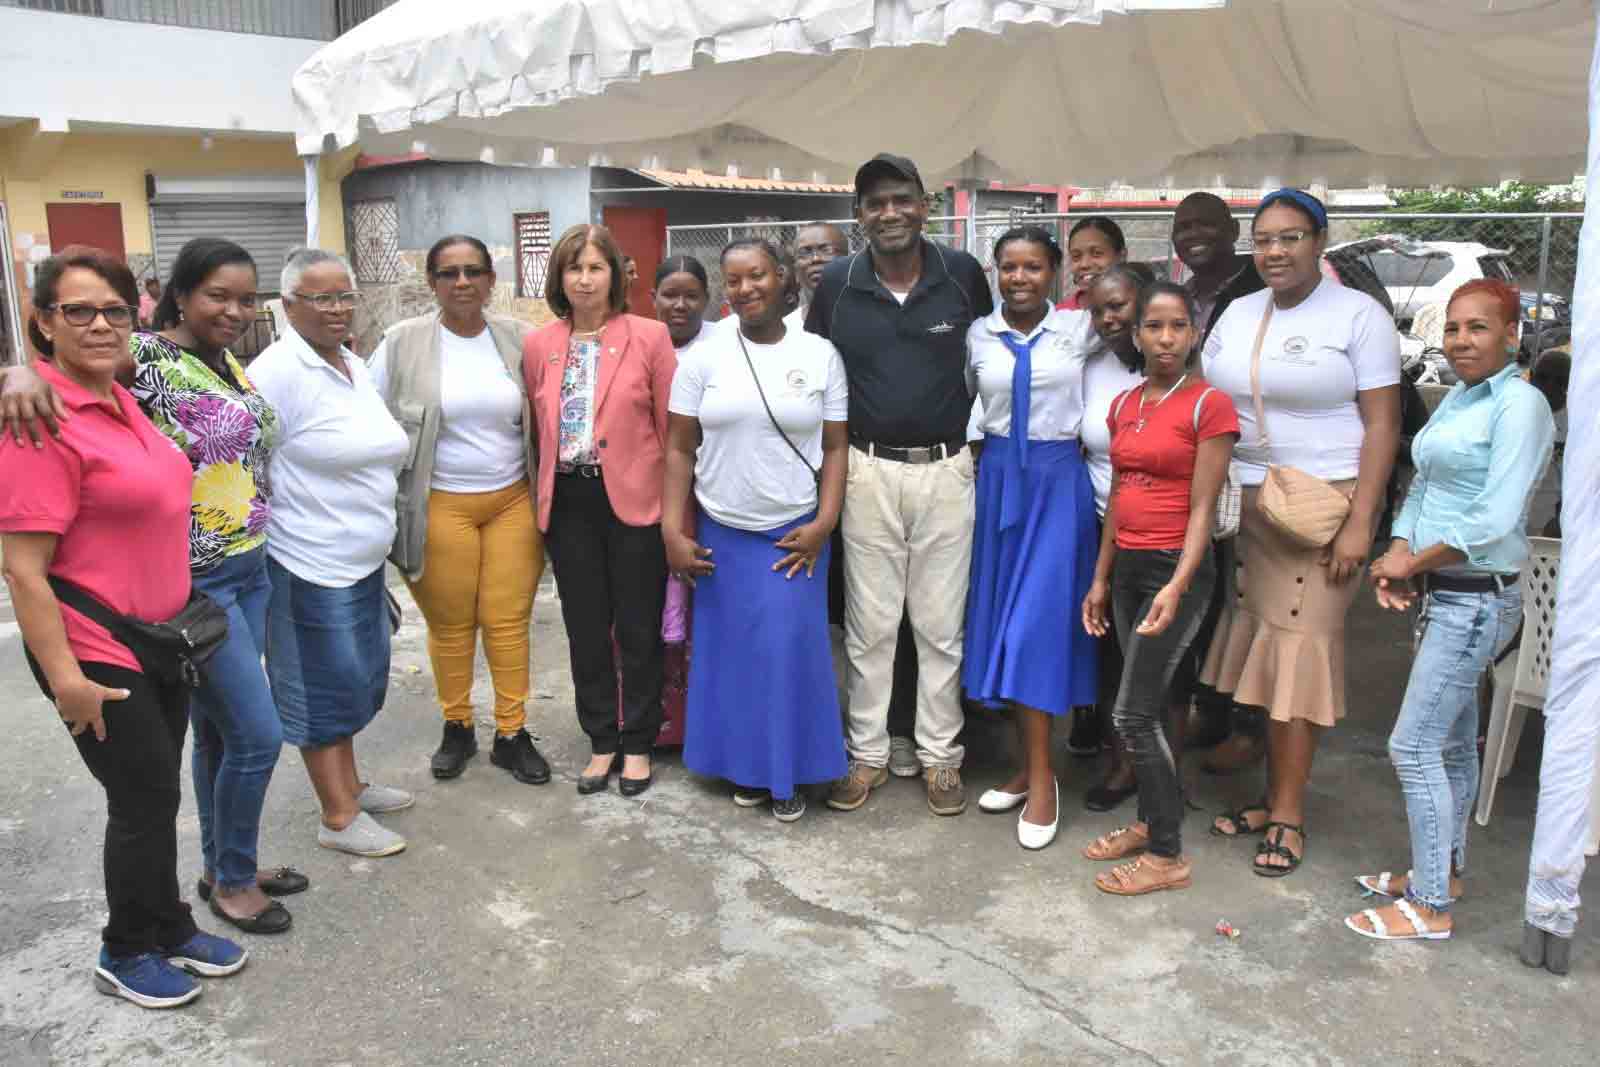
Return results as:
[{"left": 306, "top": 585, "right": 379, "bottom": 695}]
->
[
  {"left": 49, "top": 303, "right": 136, "bottom": 327},
  {"left": 292, "top": 290, "right": 361, "bottom": 310},
  {"left": 794, "top": 243, "right": 843, "bottom": 262},
  {"left": 1251, "top": 230, "right": 1311, "bottom": 252},
  {"left": 433, "top": 266, "right": 490, "bottom": 282}
]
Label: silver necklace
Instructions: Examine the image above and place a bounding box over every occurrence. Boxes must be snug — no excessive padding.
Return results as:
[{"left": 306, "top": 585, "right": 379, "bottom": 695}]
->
[{"left": 1135, "top": 373, "right": 1188, "bottom": 432}]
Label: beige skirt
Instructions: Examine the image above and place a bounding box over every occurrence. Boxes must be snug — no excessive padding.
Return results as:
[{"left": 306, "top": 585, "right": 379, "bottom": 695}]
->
[{"left": 1200, "top": 482, "right": 1362, "bottom": 727}]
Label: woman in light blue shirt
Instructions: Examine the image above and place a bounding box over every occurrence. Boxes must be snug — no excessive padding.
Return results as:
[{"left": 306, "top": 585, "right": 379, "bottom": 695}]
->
[{"left": 1345, "top": 279, "right": 1554, "bottom": 943}]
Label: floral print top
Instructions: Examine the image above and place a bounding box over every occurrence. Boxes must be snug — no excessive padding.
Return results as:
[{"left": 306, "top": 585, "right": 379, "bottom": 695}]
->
[
  {"left": 558, "top": 335, "right": 601, "bottom": 465},
  {"left": 128, "top": 332, "right": 279, "bottom": 572}
]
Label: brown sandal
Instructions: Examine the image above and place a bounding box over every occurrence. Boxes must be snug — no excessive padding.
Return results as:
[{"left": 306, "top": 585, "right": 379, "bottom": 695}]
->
[
  {"left": 1095, "top": 856, "right": 1193, "bottom": 896},
  {"left": 1082, "top": 825, "right": 1149, "bottom": 861}
]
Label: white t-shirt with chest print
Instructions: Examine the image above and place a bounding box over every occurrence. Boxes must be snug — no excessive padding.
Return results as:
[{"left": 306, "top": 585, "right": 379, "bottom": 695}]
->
[
  {"left": 1202, "top": 281, "right": 1400, "bottom": 486},
  {"left": 669, "top": 323, "right": 848, "bottom": 532}
]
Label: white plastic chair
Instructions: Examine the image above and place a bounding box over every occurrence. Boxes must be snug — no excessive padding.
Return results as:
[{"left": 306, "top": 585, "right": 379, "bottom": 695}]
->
[{"left": 1474, "top": 538, "right": 1599, "bottom": 855}]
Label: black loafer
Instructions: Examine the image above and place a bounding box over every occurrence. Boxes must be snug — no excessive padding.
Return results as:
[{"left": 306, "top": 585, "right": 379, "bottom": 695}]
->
[
  {"left": 197, "top": 866, "right": 309, "bottom": 902},
  {"left": 619, "top": 773, "right": 653, "bottom": 798},
  {"left": 577, "top": 773, "right": 609, "bottom": 795},
  {"left": 1084, "top": 781, "right": 1137, "bottom": 812},
  {"left": 208, "top": 894, "right": 293, "bottom": 935}
]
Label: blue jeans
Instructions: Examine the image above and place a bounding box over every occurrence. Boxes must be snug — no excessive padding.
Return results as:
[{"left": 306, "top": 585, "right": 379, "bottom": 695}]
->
[
  {"left": 1389, "top": 582, "right": 1521, "bottom": 911},
  {"left": 191, "top": 547, "right": 284, "bottom": 890}
]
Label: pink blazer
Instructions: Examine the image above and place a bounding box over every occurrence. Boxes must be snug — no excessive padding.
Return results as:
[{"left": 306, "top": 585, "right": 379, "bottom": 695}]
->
[{"left": 523, "top": 313, "right": 678, "bottom": 532}]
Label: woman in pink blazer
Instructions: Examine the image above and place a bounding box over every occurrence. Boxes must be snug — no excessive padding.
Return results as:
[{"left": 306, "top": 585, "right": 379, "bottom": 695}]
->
[{"left": 523, "top": 224, "right": 678, "bottom": 797}]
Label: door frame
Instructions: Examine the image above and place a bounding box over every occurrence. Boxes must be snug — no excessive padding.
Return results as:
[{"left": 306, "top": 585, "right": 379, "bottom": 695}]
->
[{"left": 0, "top": 202, "right": 25, "bottom": 366}]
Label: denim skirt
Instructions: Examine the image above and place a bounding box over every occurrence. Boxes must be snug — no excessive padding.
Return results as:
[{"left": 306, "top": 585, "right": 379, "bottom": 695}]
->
[{"left": 265, "top": 557, "right": 390, "bottom": 748}]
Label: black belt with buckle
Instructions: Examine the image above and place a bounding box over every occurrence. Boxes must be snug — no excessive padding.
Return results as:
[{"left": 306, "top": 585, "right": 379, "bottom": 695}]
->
[
  {"left": 1425, "top": 572, "right": 1518, "bottom": 594},
  {"left": 849, "top": 436, "right": 967, "bottom": 465},
  {"left": 556, "top": 462, "right": 603, "bottom": 479}
]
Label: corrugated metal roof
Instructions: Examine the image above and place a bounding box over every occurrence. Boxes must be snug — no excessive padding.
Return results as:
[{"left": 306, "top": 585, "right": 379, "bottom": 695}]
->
[{"left": 635, "top": 169, "right": 852, "bottom": 194}]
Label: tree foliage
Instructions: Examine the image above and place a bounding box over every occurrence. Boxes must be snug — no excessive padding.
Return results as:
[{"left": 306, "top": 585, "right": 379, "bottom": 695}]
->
[{"left": 1365, "top": 182, "right": 1581, "bottom": 278}]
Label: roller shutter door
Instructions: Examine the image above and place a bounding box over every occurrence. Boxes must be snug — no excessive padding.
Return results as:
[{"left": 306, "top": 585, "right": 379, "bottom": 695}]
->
[{"left": 151, "top": 201, "right": 306, "bottom": 294}]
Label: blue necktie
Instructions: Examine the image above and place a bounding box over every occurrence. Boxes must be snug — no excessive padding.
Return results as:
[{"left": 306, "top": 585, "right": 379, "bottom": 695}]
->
[{"left": 997, "top": 329, "right": 1044, "bottom": 530}]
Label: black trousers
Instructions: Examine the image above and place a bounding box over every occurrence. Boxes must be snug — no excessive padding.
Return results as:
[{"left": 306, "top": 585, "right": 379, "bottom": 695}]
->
[
  {"left": 546, "top": 473, "right": 667, "bottom": 755},
  {"left": 1111, "top": 549, "right": 1215, "bottom": 859},
  {"left": 30, "top": 657, "right": 198, "bottom": 958}
]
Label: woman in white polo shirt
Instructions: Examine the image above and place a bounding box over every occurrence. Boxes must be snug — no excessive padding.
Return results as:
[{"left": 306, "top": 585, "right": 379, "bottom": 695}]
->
[
  {"left": 248, "top": 249, "right": 412, "bottom": 860},
  {"left": 663, "top": 238, "right": 848, "bottom": 823},
  {"left": 1200, "top": 189, "right": 1401, "bottom": 877}
]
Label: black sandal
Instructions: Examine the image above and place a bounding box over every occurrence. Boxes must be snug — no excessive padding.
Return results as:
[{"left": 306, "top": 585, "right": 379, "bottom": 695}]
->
[
  {"left": 197, "top": 866, "right": 310, "bottom": 902},
  {"left": 1253, "top": 822, "right": 1306, "bottom": 877},
  {"left": 208, "top": 893, "right": 293, "bottom": 935},
  {"left": 1210, "top": 803, "right": 1269, "bottom": 838}
]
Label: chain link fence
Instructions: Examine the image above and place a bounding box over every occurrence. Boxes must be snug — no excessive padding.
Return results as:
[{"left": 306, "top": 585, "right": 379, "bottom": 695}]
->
[{"left": 668, "top": 210, "right": 1579, "bottom": 353}]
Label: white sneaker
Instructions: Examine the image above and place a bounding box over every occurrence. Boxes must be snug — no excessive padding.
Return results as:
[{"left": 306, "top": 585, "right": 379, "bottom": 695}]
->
[
  {"left": 318, "top": 812, "right": 407, "bottom": 857},
  {"left": 1017, "top": 781, "right": 1059, "bottom": 851},
  {"left": 358, "top": 784, "right": 415, "bottom": 814},
  {"left": 887, "top": 736, "right": 921, "bottom": 778}
]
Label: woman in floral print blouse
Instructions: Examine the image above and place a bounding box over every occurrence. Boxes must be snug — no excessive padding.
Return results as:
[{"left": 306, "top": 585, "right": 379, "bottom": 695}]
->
[{"left": 0, "top": 238, "right": 306, "bottom": 935}]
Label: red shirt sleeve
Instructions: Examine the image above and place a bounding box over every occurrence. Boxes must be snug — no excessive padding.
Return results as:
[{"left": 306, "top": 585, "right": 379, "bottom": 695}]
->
[
  {"left": 1195, "top": 387, "right": 1240, "bottom": 443},
  {"left": 0, "top": 435, "right": 81, "bottom": 535}
]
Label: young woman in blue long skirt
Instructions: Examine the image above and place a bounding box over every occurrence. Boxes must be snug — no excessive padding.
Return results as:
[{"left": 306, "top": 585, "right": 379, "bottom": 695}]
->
[
  {"left": 963, "top": 226, "right": 1102, "bottom": 851},
  {"left": 662, "top": 238, "right": 849, "bottom": 823}
]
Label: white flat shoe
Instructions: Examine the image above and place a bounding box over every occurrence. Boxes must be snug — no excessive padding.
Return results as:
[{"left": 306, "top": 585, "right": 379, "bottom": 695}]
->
[
  {"left": 1016, "top": 782, "right": 1059, "bottom": 850},
  {"left": 979, "top": 787, "right": 1027, "bottom": 813}
]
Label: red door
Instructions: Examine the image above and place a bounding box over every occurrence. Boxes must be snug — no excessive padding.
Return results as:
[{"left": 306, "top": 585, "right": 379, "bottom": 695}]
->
[
  {"left": 46, "top": 203, "right": 126, "bottom": 260},
  {"left": 602, "top": 206, "right": 666, "bottom": 318}
]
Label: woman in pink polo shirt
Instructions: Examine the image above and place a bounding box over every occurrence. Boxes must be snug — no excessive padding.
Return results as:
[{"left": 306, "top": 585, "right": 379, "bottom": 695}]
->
[{"left": 0, "top": 248, "right": 245, "bottom": 1009}]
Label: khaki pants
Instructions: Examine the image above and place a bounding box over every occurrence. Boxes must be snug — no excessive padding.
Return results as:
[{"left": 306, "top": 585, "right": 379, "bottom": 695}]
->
[
  {"left": 405, "top": 483, "right": 543, "bottom": 735},
  {"left": 842, "top": 445, "right": 974, "bottom": 769}
]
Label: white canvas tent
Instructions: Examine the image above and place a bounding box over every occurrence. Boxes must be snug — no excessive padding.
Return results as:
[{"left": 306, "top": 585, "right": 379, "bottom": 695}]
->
[{"left": 294, "top": 0, "right": 1600, "bottom": 938}]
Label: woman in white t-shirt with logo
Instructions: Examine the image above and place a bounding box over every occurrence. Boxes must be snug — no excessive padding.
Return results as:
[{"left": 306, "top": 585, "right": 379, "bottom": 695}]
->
[
  {"left": 663, "top": 238, "right": 849, "bottom": 823},
  {"left": 369, "top": 235, "right": 550, "bottom": 790},
  {"left": 1199, "top": 189, "right": 1401, "bottom": 877}
]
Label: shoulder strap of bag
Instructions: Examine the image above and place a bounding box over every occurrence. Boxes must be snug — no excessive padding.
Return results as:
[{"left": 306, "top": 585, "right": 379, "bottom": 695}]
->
[
  {"left": 47, "top": 575, "right": 137, "bottom": 642},
  {"left": 1247, "top": 300, "right": 1275, "bottom": 459},
  {"left": 1110, "top": 387, "right": 1131, "bottom": 427},
  {"left": 734, "top": 328, "right": 821, "bottom": 493}
]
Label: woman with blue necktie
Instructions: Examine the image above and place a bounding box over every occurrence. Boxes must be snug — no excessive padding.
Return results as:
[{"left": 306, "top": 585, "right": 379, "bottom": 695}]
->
[{"left": 963, "top": 226, "right": 1100, "bottom": 851}]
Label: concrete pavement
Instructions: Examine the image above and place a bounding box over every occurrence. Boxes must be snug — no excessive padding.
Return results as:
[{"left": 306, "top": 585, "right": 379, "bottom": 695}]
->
[{"left": 0, "top": 551, "right": 1594, "bottom": 1066}]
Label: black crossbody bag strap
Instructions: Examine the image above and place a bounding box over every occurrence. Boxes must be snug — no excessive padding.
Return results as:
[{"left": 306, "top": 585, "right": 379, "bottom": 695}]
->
[{"left": 734, "top": 328, "right": 822, "bottom": 500}]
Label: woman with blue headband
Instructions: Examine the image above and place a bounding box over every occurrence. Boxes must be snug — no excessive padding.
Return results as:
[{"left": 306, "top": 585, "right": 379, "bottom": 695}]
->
[{"left": 1199, "top": 189, "right": 1402, "bottom": 877}]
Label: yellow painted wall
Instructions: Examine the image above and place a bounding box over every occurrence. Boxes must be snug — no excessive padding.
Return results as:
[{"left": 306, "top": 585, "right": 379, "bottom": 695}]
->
[{"left": 1, "top": 127, "right": 346, "bottom": 255}]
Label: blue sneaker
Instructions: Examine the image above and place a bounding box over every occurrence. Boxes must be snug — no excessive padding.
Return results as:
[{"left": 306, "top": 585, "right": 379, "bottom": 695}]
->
[
  {"left": 164, "top": 931, "right": 249, "bottom": 977},
  {"left": 94, "top": 950, "right": 201, "bottom": 1009}
]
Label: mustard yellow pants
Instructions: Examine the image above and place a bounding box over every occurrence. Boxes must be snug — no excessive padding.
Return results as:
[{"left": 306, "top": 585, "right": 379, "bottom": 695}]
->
[{"left": 404, "top": 483, "right": 544, "bottom": 735}]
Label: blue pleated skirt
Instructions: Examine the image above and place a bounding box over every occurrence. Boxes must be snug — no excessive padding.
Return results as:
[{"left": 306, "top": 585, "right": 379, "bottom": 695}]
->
[
  {"left": 682, "top": 512, "right": 847, "bottom": 799},
  {"left": 962, "top": 435, "right": 1099, "bottom": 716}
]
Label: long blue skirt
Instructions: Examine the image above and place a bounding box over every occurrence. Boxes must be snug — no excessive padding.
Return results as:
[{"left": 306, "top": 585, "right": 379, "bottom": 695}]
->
[
  {"left": 683, "top": 512, "right": 847, "bottom": 799},
  {"left": 962, "top": 435, "right": 1099, "bottom": 716}
]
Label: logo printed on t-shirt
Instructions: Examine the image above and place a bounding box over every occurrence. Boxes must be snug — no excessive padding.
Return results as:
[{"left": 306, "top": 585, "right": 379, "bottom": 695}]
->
[
  {"left": 784, "top": 369, "right": 808, "bottom": 395},
  {"left": 926, "top": 321, "right": 954, "bottom": 334},
  {"left": 1275, "top": 335, "right": 1316, "bottom": 366}
]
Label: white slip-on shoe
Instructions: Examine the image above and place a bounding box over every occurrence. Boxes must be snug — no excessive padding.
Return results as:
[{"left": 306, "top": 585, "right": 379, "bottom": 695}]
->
[
  {"left": 318, "top": 812, "right": 407, "bottom": 857},
  {"left": 979, "top": 787, "right": 1027, "bottom": 813},
  {"left": 358, "top": 784, "right": 415, "bottom": 814},
  {"left": 1017, "top": 782, "right": 1059, "bottom": 850}
]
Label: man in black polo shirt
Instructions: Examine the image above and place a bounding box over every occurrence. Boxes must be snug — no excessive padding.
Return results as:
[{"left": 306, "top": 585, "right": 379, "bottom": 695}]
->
[{"left": 806, "top": 153, "right": 992, "bottom": 817}]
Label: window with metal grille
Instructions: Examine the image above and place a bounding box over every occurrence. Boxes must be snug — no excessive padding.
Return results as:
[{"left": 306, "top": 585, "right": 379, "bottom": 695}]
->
[
  {"left": 347, "top": 198, "right": 400, "bottom": 285},
  {"left": 515, "top": 211, "right": 552, "bottom": 299}
]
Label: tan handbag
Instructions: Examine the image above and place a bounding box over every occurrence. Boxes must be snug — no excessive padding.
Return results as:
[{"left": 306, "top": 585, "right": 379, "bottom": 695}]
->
[{"left": 1247, "top": 302, "right": 1351, "bottom": 549}]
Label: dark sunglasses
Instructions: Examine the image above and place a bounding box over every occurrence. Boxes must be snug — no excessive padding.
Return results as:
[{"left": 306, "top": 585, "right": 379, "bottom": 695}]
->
[{"left": 50, "top": 303, "right": 137, "bottom": 327}]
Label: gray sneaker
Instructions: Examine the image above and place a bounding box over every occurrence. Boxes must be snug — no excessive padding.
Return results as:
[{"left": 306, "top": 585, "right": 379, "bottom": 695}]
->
[
  {"left": 318, "top": 812, "right": 407, "bottom": 857},
  {"left": 358, "top": 784, "right": 414, "bottom": 814},
  {"left": 887, "top": 736, "right": 921, "bottom": 778}
]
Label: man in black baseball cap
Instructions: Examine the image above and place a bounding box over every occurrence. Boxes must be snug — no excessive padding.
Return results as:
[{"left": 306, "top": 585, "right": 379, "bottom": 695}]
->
[{"left": 807, "top": 152, "right": 992, "bottom": 818}]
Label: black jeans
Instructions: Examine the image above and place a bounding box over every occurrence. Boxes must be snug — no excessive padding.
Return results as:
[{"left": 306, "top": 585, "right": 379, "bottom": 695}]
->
[
  {"left": 30, "top": 657, "right": 198, "bottom": 958},
  {"left": 1111, "top": 548, "right": 1215, "bottom": 859},
  {"left": 545, "top": 473, "right": 667, "bottom": 755}
]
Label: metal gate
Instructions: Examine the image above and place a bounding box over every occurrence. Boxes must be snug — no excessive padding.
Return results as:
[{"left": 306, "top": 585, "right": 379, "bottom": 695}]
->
[
  {"left": 151, "top": 200, "right": 307, "bottom": 294},
  {"left": 515, "top": 211, "right": 551, "bottom": 298}
]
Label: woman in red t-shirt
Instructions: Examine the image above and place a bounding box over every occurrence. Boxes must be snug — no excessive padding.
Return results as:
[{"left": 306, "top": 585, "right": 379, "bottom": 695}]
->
[{"left": 1080, "top": 281, "right": 1239, "bottom": 895}]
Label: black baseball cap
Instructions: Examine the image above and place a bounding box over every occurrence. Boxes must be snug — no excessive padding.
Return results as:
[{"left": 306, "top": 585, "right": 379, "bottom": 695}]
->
[{"left": 854, "top": 153, "right": 924, "bottom": 199}]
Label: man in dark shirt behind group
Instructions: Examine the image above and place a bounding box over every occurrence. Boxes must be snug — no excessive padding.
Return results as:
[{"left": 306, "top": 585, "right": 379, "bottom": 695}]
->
[{"left": 806, "top": 153, "right": 992, "bottom": 817}]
